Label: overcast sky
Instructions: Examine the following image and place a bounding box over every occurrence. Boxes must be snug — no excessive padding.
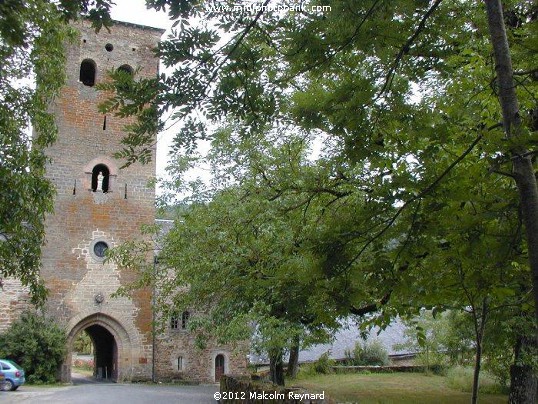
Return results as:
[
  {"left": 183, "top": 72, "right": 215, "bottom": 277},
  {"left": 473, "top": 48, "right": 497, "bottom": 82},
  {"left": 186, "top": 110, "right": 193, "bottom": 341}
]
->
[
  {"left": 110, "top": 0, "right": 171, "bottom": 30},
  {"left": 110, "top": 0, "right": 175, "bottom": 181}
]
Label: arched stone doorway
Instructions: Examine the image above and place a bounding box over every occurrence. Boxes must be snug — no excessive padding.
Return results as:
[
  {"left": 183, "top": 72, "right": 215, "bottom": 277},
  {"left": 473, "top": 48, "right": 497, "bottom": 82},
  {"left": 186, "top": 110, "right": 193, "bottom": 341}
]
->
[
  {"left": 83, "top": 324, "right": 117, "bottom": 380},
  {"left": 64, "top": 313, "right": 131, "bottom": 383}
]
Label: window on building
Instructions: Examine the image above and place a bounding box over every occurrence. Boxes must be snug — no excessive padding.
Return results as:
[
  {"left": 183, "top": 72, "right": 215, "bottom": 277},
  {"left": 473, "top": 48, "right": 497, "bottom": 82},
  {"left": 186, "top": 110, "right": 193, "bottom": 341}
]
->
[
  {"left": 177, "top": 356, "right": 183, "bottom": 371},
  {"left": 116, "top": 64, "right": 134, "bottom": 92},
  {"left": 170, "top": 315, "right": 179, "bottom": 330},
  {"left": 91, "top": 164, "right": 110, "bottom": 192},
  {"left": 181, "top": 311, "right": 190, "bottom": 330},
  {"left": 93, "top": 241, "right": 108, "bottom": 258},
  {"left": 118, "top": 64, "right": 133, "bottom": 75},
  {"left": 80, "top": 59, "right": 96, "bottom": 87}
]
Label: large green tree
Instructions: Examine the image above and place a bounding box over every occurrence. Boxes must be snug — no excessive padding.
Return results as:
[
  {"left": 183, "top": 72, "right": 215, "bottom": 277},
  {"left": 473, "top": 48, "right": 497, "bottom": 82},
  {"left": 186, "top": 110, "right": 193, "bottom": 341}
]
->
[
  {"left": 109, "top": 0, "right": 537, "bottom": 300},
  {"left": 103, "top": 0, "right": 537, "bottom": 397},
  {"left": 113, "top": 132, "right": 352, "bottom": 385}
]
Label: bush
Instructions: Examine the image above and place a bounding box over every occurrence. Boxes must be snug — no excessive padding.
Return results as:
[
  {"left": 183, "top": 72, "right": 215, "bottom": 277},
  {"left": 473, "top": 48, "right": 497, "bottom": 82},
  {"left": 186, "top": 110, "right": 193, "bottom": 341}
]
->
[
  {"left": 313, "top": 352, "right": 334, "bottom": 374},
  {"left": 0, "top": 311, "right": 66, "bottom": 384},
  {"left": 73, "top": 358, "right": 94, "bottom": 371},
  {"left": 483, "top": 350, "right": 512, "bottom": 389},
  {"left": 414, "top": 351, "right": 448, "bottom": 366},
  {"left": 426, "top": 363, "right": 448, "bottom": 376},
  {"left": 352, "top": 340, "right": 390, "bottom": 366}
]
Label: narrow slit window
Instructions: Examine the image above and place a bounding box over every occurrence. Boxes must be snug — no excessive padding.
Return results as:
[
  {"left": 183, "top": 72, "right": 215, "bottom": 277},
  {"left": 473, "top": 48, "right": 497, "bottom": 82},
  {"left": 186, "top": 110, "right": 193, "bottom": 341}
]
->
[{"left": 177, "top": 356, "right": 183, "bottom": 371}]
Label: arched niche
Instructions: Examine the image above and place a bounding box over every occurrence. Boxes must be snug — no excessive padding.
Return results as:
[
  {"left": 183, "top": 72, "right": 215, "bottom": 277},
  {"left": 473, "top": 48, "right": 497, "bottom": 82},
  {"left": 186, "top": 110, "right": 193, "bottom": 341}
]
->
[
  {"left": 92, "top": 164, "right": 110, "bottom": 192},
  {"left": 116, "top": 64, "right": 134, "bottom": 92},
  {"left": 117, "top": 64, "right": 134, "bottom": 76},
  {"left": 214, "top": 353, "right": 227, "bottom": 382},
  {"left": 83, "top": 157, "right": 118, "bottom": 193}
]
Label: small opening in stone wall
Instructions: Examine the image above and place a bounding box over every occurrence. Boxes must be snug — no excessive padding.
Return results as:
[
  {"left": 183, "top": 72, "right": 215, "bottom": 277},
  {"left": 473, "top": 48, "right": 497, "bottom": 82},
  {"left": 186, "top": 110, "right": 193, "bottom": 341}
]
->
[
  {"left": 105, "top": 43, "right": 114, "bottom": 52},
  {"left": 79, "top": 59, "right": 96, "bottom": 87},
  {"left": 177, "top": 356, "right": 183, "bottom": 371},
  {"left": 170, "top": 315, "right": 179, "bottom": 330},
  {"left": 181, "top": 311, "right": 190, "bottom": 330},
  {"left": 215, "top": 354, "right": 225, "bottom": 382},
  {"left": 117, "top": 64, "right": 134, "bottom": 76},
  {"left": 93, "top": 241, "right": 109, "bottom": 258},
  {"left": 117, "top": 64, "right": 134, "bottom": 92},
  {"left": 91, "top": 164, "right": 110, "bottom": 192}
]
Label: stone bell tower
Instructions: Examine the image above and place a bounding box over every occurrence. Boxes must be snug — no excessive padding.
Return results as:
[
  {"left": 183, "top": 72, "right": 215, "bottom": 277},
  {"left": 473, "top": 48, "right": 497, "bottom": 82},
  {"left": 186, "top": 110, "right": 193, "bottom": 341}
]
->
[{"left": 40, "top": 19, "right": 164, "bottom": 382}]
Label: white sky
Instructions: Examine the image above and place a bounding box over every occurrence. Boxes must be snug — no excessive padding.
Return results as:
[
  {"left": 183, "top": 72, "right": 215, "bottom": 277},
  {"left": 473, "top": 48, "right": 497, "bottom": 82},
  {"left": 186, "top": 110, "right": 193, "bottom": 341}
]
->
[
  {"left": 110, "top": 0, "right": 175, "bottom": 183},
  {"left": 108, "top": 1, "right": 324, "bottom": 193}
]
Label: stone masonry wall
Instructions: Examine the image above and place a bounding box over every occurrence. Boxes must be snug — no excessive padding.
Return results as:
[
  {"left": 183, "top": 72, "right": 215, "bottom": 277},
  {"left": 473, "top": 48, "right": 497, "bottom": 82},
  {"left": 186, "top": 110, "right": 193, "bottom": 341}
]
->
[
  {"left": 40, "top": 19, "right": 163, "bottom": 381},
  {"left": 0, "top": 279, "right": 31, "bottom": 333},
  {"left": 155, "top": 328, "right": 249, "bottom": 383}
]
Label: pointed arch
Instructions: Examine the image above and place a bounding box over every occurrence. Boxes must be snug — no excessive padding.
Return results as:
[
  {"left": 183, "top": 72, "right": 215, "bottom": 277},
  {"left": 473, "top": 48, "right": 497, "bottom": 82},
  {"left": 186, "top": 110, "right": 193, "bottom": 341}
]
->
[{"left": 64, "top": 313, "right": 133, "bottom": 383}]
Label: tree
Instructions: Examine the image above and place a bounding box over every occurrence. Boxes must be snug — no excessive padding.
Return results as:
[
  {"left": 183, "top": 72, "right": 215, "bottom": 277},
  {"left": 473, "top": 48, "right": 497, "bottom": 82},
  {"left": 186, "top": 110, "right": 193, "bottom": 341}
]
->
[
  {"left": 103, "top": 0, "right": 537, "bottom": 397},
  {"left": 0, "top": 311, "right": 66, "bottom": 383},
  {"left": 73, "top": 330, "right": 93, "bottom": 355},
  {"left": 0, "top": 0, "right": 114, "bottom": 303},
  {"left": 483, "top": 2, "right": 538, "bottom": 401},
  {"left": 112, "top": 132, "right": 354, "bottom": 385}
]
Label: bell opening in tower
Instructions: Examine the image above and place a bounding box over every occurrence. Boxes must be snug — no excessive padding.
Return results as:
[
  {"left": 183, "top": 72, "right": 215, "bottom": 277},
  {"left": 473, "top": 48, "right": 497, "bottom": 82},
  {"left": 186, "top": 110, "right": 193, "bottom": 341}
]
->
[{"left": 79, "top": 59, "right": 96, "bottom": 87}]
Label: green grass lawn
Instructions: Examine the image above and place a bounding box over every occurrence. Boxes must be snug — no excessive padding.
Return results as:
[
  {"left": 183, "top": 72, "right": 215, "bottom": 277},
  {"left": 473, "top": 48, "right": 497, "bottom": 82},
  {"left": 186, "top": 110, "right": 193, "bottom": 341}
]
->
[{"left": 291, "top": 372, "right": 508, "bottom": 404}]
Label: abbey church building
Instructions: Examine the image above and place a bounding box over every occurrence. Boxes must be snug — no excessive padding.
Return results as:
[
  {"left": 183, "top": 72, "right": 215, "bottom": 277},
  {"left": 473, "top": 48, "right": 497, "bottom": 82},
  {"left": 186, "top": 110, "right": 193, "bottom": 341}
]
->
[{"left": 0, "top": 19, "right": 246, "bottom": 384}]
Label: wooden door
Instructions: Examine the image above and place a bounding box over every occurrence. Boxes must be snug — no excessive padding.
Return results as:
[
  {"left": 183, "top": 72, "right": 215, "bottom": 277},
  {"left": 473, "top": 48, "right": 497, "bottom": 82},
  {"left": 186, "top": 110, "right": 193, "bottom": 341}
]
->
[{"left": 215, "top": 354, "right": 225, "bottom": 381}]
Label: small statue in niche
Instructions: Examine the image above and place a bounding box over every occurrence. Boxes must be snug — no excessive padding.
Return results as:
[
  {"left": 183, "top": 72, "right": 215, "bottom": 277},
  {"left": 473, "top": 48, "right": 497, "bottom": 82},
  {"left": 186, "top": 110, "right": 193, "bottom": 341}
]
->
[{"left": 97, "top": 171, "right": 104, "bottom": 192}]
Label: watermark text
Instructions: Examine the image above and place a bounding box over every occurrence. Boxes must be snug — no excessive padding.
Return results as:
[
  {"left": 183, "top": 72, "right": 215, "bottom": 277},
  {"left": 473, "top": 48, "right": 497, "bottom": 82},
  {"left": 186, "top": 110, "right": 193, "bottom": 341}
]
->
[{"left": 206, "top": 2, "right": 331, "bottom": 15}]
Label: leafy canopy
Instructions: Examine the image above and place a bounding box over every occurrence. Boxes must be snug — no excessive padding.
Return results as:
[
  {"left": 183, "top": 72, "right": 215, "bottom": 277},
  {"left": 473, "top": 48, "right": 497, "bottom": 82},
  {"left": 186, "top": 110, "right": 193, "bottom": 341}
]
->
[{"left": 105, "top": 0, "right": 537, "bottom": 384}]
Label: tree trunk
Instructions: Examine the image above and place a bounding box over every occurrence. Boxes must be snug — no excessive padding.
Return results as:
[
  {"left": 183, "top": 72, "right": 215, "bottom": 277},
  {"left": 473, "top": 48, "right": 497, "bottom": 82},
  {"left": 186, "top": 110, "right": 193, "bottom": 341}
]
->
[
  {"left": 509, "top": 364, "right": 537, "bottom": 403},
  {"left": 484, "top": 1, "right": 538, "bottom": 331},
  {"left": 509, "top": 336, "right": 538, "bottom": 403},
  {"left": 485, "top": 3, "right": 538, "bottom": 402},
  {"left": 269, "top": 348, "right": 285, "bottom": 386},
  {"left": 472, "top": 340, "right": 482, "bottom": 404},
  {"left": 471, "top": 298, "right": 488, "bottom": 404},
  {"left": 286, "top": 336, "right": 300, "bottom": 379}
]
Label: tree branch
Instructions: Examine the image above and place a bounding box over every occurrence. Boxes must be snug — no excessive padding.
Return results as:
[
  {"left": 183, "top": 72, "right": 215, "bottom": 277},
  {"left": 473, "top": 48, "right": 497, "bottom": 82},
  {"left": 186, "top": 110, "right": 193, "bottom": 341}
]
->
[
  {"left": 342, "top": 133, "right": 483, "bottom": 273},
  {"left": 350, "top": 292, "right": 392, "bottom": 316},
  {"left": 377, "top": 0, "right": 444, "bottom": 98}
]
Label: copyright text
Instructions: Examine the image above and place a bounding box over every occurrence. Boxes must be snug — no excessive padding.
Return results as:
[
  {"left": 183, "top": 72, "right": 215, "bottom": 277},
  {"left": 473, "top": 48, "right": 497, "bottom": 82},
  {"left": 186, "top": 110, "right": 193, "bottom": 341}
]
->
[{"left": 214, "top": 390, "right": 325, "bottom": 401}]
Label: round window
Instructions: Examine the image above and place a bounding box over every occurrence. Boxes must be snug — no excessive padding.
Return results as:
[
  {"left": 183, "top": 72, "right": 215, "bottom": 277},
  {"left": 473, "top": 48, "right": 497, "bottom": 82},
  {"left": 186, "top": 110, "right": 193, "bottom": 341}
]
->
[{"left": 93, "top": 241, "right": 109, "bottom": 258}]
